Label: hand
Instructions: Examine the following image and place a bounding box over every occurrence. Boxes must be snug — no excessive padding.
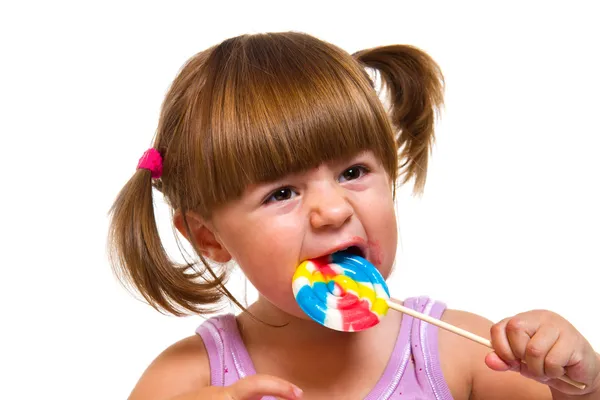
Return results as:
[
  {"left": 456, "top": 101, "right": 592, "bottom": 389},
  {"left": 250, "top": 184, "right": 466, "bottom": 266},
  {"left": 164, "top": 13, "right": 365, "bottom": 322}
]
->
[
  {"left": 171, "top": 374, "right": 303, "bottom": 400},
  {"left": 487, "top": 309, "right": 600, "bottom": 396}
]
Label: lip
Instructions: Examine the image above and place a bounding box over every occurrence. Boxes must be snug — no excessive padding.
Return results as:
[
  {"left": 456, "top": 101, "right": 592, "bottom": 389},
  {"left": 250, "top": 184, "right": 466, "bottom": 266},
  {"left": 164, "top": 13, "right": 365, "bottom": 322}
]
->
[{"left": 310, "top": 236, "right": 369, "bottom": 261}]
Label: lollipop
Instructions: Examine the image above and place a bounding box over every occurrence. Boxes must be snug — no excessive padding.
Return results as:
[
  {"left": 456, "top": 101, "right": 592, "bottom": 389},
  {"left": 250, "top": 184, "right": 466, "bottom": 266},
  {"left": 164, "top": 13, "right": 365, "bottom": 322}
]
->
[
  {"left": 292, "top": 252, "right": 586, "bottom": 389},
  {"left": 292, "top": 252, "right": 390, "bottom": 332}
]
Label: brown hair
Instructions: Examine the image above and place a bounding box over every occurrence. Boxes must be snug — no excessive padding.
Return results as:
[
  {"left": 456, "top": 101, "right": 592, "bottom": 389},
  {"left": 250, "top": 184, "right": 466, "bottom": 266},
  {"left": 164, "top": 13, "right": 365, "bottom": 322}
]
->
[{"left": 107, "top": 31, "right": 444, "bottom": 316}]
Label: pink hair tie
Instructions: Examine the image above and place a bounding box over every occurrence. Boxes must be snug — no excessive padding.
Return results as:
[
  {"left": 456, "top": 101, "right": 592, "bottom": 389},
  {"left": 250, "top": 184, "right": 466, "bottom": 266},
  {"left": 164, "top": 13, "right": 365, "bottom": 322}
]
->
[{"left": 137, "top": 148, "right": 163, "bottom": 179}]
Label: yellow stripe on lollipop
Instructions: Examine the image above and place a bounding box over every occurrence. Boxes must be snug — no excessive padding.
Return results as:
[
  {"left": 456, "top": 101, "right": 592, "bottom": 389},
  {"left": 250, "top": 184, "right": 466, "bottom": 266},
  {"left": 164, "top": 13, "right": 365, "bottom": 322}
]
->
[
  {"left": 372, "top": 297, "right": 389, "bottom": 316},
  {"left": 312, "top": 271, "right": 325, "bottom": 285},
  {"left": 292, "top": 261, "right": 312, "bottom": 282},
  {"left": 357, "top": 282, "right": 376, "bottom": 307},
  {"left": 331, "top": 275, "right": 358, "bottom": 296}
]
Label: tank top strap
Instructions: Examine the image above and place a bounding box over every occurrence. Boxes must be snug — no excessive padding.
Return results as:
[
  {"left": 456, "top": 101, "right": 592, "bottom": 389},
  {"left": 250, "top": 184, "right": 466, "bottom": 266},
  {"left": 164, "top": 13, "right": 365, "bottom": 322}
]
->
[
  {"left": 196, "top": 313, "right": 256, "bottom": 387},
  {"left": 405, "top": 296, "right": 454, "bottom": 400}
]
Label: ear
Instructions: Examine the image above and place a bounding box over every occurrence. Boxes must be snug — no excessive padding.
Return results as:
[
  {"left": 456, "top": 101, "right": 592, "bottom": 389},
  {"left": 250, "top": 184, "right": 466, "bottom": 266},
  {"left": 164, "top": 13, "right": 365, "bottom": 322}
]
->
[{"left": 173, "top": 210, "right": 232, "bottom": 263}]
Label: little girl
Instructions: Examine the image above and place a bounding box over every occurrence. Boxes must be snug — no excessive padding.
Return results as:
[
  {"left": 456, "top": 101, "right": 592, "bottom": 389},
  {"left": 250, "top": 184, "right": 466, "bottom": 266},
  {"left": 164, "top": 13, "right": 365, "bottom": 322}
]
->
[{"left": 108, "top": 32, "right": 599, "bottom": 399}]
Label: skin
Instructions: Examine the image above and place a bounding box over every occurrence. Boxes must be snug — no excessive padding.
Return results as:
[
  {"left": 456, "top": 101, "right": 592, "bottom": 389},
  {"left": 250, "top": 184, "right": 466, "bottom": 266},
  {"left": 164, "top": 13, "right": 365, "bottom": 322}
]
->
[{"left": 129, "top": 151, "right": 600, "bottom": 400}]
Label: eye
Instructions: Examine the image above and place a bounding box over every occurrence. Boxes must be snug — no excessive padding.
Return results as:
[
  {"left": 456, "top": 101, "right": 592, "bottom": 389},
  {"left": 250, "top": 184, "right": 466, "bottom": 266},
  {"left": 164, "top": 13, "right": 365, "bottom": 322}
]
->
[
  {"left": 264, "top": 187, "right": 298, "bottom": 204},
  {"left": 338, "top": 165, "right": 369, "bottom": 183}
]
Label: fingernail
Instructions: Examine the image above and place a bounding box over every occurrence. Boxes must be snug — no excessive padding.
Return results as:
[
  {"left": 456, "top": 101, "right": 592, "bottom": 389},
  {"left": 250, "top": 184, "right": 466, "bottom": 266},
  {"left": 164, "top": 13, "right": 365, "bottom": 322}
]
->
[{"left": 292, "top": 385, "right": 303, "bottom": 398}]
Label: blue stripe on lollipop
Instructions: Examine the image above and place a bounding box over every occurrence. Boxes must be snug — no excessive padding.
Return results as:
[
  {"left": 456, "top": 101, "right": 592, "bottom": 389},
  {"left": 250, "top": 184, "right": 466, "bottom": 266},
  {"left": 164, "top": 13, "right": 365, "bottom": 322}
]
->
[
  {"left": 330, "top": 252, "right": 390, "bottom": 297},
  {"left": 296, "top": 285, "right": 328, "bottom": 324}
]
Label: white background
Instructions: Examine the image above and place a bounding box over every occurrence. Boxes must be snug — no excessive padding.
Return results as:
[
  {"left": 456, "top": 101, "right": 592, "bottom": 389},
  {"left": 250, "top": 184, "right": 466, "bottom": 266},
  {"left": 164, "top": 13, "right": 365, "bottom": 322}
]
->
[{"left": 1, "top": 1, "right": 598, "bottom": 398}]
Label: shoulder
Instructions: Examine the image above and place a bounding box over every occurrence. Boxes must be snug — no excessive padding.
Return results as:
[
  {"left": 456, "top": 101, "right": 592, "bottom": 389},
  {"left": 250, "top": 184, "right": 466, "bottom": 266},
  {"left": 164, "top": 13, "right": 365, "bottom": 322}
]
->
[
  {"left": 128, "top": 334, "right": 211, "bottom": 400},
  {"left": 439, "top": 308, "right": 551, "bottom": 400}
]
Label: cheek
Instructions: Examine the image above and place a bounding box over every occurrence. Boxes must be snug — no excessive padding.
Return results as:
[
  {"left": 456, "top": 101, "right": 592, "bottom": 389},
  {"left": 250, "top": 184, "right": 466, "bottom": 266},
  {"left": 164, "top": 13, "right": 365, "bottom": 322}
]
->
[
  {"left": 236, "top": 218, "right": 300, "bottom": 261},
  {"left": 379, "top": 220, "right": 398, "bottom": 278},
  {"left": 251, "top": 271, "right": 305, "bottom": 314},
  {"left": 371, "top": 219, "right": 397, "bottom": 272},
  {"left": 367, "top": 191, "right": 398, "bottom": 276},
  {"left": 240, "top": 252, "right": 306, "bottom": 318},
  {"left": 221, "top": 217, "right": 304, "bottom": 313}
]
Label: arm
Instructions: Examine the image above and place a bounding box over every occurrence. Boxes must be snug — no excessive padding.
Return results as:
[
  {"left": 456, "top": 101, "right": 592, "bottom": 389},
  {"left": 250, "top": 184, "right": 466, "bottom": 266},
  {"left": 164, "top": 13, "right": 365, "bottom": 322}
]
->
[{"left": 128, "top": 335, "right": 210, "bottom": 400}]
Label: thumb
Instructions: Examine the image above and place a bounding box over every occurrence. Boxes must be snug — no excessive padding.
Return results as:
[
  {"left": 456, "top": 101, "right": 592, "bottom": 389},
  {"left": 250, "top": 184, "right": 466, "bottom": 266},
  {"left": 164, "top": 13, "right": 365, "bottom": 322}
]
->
[
  {"left": 227, "top": 374, "right": 303, "bottom": 400},
  {"left": 485, "top": 351, "right": 517, "bottom": 372}
]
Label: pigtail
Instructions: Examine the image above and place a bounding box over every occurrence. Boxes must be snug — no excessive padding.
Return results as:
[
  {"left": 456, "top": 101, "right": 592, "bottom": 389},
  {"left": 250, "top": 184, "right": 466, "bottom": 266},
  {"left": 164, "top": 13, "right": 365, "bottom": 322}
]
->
[
  {"left": 107, "top": 167, "right": 224, "bottom": 316},
  {"left": 353, "top": 45, "right": 444, "bottom": 193}
]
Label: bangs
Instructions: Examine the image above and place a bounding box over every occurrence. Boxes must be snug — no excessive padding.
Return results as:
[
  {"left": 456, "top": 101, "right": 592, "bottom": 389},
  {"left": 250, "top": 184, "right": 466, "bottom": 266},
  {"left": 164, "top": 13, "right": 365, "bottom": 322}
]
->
[{"left": 194, "top": 33, "right": 397, "bottom": 209}]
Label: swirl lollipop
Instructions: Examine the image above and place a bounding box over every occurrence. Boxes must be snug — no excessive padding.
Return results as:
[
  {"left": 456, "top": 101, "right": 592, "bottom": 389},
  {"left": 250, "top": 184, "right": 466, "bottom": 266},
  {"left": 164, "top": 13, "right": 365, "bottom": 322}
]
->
[
  {"left": 292, "top": 252, "right": 586, "bottom": 389},
  {"left": 292, "top": 252, "right": 390, "bottom": 332}
]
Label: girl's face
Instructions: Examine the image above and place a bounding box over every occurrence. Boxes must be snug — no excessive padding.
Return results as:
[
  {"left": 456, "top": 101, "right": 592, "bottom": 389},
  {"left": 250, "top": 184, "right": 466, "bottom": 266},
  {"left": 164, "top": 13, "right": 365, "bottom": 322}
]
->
[{"left": 210, "top": 150, "right": 398, "bottom": 319}]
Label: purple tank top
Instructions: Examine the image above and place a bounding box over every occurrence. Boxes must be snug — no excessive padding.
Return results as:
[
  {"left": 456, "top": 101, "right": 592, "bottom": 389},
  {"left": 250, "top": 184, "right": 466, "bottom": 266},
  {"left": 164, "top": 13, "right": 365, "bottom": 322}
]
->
[{"left": 196, "top": 296, "right": 454, "bottom": 399}]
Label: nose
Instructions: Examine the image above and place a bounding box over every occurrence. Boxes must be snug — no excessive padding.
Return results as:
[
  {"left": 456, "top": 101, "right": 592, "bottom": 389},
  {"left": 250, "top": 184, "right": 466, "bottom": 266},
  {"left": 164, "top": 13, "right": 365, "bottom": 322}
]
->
[{"left": 308, "top": 183, "right": 354, "bottom": 229}]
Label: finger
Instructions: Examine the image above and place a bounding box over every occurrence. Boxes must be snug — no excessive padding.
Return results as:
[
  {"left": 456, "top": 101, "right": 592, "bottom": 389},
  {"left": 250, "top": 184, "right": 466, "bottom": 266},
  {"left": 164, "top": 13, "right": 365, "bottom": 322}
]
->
[
  {"left": 523, "top": 325, "right": 560, "bottom": 378},
  {"left": 544, "top": 334, "right": 575, "bottom": 380},
  {"left": 228, "top": 374, "right": 303, "bottom": 400},
  {"left": 490, "top": 317, "right": 519, "bottom": 367},
  {"left": 506, "top": 315, "right": 540, "bottom": 361},
  {"left": 518, "top": 362, "right": 550, "bottom": 384}
]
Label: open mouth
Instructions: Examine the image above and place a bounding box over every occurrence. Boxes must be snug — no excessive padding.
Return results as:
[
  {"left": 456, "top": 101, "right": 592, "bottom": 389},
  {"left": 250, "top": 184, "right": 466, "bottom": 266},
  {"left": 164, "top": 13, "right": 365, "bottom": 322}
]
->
[{"left": 336, "top": 245, "right": 365, "bottom": 258}]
